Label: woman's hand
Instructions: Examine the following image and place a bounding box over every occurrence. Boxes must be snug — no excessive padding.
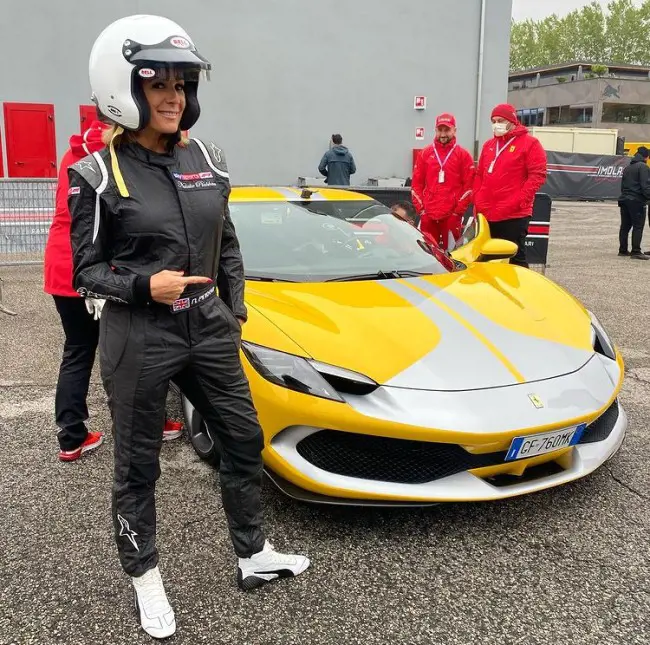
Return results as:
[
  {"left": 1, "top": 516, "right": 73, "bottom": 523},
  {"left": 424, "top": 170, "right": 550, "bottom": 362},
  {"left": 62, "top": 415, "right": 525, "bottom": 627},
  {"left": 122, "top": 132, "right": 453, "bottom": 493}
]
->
[{"left": 149, "top": 270, "right": 212, "bottom": 305}]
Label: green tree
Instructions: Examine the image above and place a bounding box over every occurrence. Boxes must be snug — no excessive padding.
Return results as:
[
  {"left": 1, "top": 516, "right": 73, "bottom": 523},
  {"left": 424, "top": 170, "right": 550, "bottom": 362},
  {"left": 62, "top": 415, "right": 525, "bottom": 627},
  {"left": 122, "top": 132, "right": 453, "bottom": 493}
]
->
[{"left": 510, "top": 0, "right": 650, "bottom": 70}]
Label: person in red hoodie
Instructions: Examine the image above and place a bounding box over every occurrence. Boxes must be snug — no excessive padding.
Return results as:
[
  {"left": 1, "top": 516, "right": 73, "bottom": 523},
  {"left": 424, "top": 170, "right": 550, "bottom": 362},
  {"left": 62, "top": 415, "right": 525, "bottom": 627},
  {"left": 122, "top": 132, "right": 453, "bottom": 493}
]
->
[
  {"left": 411, "top": 113, "right": 475, "bottom": 250},
  {"left": 474, "top": 103, "right": 547, "bottom": 268},
  {"left": 44, "top": 111, "right": 183, "bottom": 461},
  {"left": 44, "top": 114, "right": 109, "bottom": 461}
]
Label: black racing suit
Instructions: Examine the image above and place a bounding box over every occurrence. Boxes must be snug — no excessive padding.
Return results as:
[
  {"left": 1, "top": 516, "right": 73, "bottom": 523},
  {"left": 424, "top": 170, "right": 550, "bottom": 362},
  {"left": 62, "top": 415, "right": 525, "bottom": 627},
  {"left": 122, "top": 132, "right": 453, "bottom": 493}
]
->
[{"left": 68, "top": 139, "right": 265, "bottom": 577}]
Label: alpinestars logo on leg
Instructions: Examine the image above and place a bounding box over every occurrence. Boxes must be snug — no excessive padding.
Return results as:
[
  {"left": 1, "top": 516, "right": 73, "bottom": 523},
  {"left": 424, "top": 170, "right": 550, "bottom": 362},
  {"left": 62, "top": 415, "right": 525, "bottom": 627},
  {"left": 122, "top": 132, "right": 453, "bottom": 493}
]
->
[{"left": 117, "top": 514, "right": 139, "bottom": 551}]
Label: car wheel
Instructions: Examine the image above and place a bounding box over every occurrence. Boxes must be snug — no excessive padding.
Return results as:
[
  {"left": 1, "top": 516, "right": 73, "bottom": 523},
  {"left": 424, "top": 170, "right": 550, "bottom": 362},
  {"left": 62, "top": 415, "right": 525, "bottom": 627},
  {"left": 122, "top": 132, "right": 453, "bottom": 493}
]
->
[{"left": 181, "top": 395, "right": 221, "bottom": 469}]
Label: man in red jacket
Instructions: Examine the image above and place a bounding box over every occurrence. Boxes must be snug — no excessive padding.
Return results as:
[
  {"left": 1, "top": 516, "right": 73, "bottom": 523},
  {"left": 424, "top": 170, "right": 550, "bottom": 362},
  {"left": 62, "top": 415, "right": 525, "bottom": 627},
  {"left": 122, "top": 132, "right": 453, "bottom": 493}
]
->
[
  {"left": 474, "top": 103, "right": 547, "bottom": 267},
  {"left": 44, "top": 115, "right": 109, "bottom": 461},
  {"left": 411, "top": 113, "right": 475, "bottom": 250},
  {"left": 44, "top": 112, "right": 183, "bottom": 461}
]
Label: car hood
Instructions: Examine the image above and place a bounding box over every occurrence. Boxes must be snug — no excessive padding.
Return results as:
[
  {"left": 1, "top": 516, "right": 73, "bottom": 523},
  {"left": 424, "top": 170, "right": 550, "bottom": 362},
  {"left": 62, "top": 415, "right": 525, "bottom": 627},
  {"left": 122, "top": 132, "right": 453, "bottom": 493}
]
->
[{"left": 244, "top": 266, "right": 596, "bottom": 391}]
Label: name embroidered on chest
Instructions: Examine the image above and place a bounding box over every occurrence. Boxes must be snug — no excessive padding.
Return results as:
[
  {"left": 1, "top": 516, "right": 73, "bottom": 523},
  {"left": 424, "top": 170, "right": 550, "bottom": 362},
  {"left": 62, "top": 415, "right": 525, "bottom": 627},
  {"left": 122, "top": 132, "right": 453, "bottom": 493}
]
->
[{"left": 172, "top": 171, "right": 217, "bottom": 190}]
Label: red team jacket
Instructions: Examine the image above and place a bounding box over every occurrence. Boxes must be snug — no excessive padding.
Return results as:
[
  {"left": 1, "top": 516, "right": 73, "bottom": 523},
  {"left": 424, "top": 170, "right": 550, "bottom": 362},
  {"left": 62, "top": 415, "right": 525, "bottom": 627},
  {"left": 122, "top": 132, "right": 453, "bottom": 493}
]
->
[
  {"left": 411, "top": 138, "right": 475, "bottom": 221},
  {"left": 43, "top": 121, "right": 108, "bottom": 297},
  {"left": 473, "top": 124, "right": 547, "bottom": 222}
]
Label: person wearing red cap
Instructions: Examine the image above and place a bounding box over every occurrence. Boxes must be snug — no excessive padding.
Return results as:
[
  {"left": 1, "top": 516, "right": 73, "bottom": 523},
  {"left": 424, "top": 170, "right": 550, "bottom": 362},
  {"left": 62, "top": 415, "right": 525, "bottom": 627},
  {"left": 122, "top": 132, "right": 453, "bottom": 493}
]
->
[
  {"left": 411, "top": 113, "right": 475, "bottom": 250},
  {"left": 473, "top": 103, "right": 547, "bottom": 267},
  {"left": 44, "top": 110, "right": 183, "bottom": 462}
]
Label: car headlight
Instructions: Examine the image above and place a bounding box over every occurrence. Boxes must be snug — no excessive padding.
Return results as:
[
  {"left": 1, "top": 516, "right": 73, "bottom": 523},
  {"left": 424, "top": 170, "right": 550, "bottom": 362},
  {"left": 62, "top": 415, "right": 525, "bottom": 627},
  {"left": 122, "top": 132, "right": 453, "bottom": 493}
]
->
[
  {"left": 589, "top": 311, "right": 616, "bottom": 361},
  {"left": 241, "top": 342, "right": 378, "bottom": 401}
]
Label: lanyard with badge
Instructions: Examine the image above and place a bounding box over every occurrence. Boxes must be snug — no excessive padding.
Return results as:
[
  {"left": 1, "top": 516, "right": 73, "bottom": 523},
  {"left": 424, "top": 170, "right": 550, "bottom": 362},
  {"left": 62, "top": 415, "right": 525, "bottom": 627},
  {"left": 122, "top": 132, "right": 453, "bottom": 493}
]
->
[
  {"left": 488, "top": 137, "right": 515, "bottom": 174},
  {"left": 434, "top": 144, "right": 457, "bottom": 183}
]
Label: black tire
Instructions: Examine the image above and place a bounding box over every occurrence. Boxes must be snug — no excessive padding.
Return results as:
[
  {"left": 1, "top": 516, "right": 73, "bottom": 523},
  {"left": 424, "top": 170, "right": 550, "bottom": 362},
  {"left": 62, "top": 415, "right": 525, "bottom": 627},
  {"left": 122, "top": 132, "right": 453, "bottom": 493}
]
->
[{"left": 181, "top": 395, "right": 221, "bottom": 469}]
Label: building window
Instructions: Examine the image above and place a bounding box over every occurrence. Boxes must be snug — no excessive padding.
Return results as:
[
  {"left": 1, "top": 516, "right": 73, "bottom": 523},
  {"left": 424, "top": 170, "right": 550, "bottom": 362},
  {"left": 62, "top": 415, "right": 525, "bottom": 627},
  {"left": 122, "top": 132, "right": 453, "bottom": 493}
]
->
[
  {"left": 601, "top": 103, "right": 650, "bottom": 124},
  {"left": 516, "top": 108, "right": 545, "bottom": 127},
  {"left": 547, "top": 105, "right": 593, "bottom": 124}
]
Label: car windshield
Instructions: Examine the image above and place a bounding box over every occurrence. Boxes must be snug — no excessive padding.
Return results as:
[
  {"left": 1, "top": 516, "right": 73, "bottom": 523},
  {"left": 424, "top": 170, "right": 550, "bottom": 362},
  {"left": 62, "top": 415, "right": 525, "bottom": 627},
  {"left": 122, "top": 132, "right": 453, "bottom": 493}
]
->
[{"left": 229, "top": 199, "right": 458, "bottom": 282}]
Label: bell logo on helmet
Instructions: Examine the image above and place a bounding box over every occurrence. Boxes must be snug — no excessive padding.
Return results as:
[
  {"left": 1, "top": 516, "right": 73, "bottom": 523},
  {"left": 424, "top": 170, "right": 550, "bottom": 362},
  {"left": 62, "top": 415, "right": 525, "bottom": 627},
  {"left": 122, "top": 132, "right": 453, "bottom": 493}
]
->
[
  {"left": 107, "top": 105, "right": 123, "bottom": 117},
  {"left": 170, "top": 36, "right": 190, "bottom": 48},
  {"left": 138, "top": 68, "right": 156, "bottom": 78}
]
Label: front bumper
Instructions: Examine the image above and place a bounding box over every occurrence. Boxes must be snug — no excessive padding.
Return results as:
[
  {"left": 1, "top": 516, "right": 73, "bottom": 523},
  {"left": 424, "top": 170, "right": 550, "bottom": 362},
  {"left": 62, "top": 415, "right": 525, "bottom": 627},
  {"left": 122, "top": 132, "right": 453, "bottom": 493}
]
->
[
  {"left": 267, "top": 399, "right": 626, "bottom": 504},
  {"left": 252, "top": 352, "right": 625, "bottom": 504}
]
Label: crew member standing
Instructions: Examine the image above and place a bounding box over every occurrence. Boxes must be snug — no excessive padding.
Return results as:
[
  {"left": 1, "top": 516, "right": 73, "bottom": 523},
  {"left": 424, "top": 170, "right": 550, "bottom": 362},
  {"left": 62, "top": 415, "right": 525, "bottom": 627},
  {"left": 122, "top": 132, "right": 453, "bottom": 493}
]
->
[
  {"left": 44, "top": 114, "right": 108, "bottom": 461},
  {"left": 618, "top": 145, "right": 650, "bottom": 260},
  {"left": 474, "top": 103, "right": 547, "bottom": 267},
  {"left": 411, "top": 113, "right": 475, "bottom": 250}
]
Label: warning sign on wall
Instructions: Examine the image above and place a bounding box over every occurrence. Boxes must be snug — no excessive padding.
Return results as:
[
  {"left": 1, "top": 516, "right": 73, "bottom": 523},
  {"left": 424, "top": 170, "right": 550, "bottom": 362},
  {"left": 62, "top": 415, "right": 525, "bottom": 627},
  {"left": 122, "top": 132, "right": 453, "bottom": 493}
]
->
[
  {"left": 415, "top": 127, "right": 425, "bottom": 140},
  {"left": 414, "top": 96, "right": 427, "bottom": 110}
]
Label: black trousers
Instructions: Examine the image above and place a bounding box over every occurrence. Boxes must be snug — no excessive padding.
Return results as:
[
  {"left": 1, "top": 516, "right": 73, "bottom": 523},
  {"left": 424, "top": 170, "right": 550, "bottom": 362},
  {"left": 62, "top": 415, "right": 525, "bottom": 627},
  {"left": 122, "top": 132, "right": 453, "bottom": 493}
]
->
[
  {"left": 101, "top": 297, "right": 266, "bottom": 577},
  {"left": 618, "top": 200, "right": 646, "bottom": 254},
  {"left": 53, "top": 296, "right": 99, "bottom": 451},
  {"left": 487, "top": 217, "right": 531, "bottom": 267}
]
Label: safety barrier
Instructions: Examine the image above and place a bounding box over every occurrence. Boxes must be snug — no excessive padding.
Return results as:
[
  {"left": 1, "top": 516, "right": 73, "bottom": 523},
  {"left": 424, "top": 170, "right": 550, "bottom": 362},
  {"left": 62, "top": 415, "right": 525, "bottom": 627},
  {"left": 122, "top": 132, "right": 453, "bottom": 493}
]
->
[{"left": 0, "top": 179, "right": 56, "bottom": 266}]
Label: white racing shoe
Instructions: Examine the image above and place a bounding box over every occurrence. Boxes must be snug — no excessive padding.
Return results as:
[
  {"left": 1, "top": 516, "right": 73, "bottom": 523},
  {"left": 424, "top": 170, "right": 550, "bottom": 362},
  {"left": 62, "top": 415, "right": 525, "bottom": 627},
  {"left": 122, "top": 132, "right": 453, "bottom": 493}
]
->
[
  {"left": 131, "top": 566, "right": 176, "bottom": 639},
  {"left": 237, "top": 540, "right": 310, "bottom": 591}
]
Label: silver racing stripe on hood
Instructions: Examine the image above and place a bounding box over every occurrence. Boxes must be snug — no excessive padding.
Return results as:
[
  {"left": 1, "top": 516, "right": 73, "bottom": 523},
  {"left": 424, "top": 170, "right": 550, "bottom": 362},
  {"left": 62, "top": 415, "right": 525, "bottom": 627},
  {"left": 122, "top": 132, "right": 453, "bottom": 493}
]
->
[
  {"left": 409, "top": 277, "right": 594, "bottom": 382},
  {"left": 381, "top": 280, "right": 522, "bottom": 390}
]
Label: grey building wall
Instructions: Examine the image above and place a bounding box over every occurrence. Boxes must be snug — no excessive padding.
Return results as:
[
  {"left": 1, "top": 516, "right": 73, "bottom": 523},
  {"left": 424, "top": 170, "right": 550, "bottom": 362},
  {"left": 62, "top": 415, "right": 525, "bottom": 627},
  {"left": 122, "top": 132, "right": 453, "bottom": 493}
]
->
[
  {"left": 0, "top": 0, "right": 512, "bottom": 184},
  {"left": 509, "top": 78, "right": 650, "bottom": 141}
]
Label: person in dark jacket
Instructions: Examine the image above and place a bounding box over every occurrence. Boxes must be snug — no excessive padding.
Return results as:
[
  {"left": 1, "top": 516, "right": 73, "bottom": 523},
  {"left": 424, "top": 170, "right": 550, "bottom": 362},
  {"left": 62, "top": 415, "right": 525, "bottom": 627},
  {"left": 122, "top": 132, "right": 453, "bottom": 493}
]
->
[
  {"left": 318, "top": 134, "right": 356, "bottom": 185},
  {"left": 71, "top": 15, "right": 309, "bottom": 640},
  {"left": 618, "top": 146, "right": 650, "bottom": 259}
]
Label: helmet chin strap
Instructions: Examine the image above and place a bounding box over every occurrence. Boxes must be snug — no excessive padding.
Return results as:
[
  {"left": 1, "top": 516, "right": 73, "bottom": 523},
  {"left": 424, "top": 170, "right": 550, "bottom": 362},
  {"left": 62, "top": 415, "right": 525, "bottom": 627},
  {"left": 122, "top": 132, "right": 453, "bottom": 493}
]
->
[{"left": 110, "top": 126, "right": 130, "bottom": 198}]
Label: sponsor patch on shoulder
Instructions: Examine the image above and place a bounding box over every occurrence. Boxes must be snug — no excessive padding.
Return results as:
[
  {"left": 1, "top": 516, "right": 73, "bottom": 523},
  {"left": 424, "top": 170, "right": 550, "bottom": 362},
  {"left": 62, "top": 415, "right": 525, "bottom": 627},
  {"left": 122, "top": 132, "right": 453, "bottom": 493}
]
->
[{"left": 68, "top": 186, "right": 81, "bottom": 196}]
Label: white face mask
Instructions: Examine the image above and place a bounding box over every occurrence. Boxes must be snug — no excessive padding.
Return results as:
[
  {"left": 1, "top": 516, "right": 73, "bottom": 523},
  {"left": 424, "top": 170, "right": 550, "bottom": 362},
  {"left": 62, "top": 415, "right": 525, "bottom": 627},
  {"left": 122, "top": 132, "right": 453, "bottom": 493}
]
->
[{"left": 492, "top": 122, "right": 510, "bottom": 137}]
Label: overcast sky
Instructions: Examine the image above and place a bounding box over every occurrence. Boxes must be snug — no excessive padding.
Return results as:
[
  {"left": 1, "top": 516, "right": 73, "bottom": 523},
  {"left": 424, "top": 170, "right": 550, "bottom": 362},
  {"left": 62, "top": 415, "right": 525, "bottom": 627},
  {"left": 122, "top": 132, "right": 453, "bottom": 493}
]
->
[{"left": 512, "top": 0, "right": 643, "bottom": 21}]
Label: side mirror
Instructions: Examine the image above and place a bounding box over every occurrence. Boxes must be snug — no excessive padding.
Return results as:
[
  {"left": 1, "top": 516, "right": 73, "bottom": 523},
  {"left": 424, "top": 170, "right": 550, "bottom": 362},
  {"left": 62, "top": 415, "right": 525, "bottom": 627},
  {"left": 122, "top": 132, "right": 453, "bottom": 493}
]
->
[{"left": 476, "top": 238, "right": 518, "bottom": 262}]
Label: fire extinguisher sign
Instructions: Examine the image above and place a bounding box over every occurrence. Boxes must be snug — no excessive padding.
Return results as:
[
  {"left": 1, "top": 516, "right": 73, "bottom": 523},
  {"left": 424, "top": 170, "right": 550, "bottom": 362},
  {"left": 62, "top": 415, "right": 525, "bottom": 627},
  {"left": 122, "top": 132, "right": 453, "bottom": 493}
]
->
[
  {"left": 414, "top": 96, "right": 426, "bottom": 110},
  {"left": 415, "top": 127, "right": 425, "bottom": 140}
]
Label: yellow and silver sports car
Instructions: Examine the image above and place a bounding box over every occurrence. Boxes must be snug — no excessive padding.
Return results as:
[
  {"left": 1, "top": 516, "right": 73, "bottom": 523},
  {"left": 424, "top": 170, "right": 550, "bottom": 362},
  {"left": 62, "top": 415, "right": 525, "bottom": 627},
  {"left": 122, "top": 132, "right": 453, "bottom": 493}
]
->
[{"left": 182, "top": 187, "right": 626, "bottom": 506}]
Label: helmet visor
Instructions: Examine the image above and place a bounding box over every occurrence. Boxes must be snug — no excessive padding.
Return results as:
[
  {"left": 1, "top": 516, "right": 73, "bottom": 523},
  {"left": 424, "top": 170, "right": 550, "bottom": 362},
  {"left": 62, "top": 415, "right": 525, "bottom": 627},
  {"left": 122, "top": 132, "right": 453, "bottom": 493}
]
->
[
  {"left": 124, "top": 36, "right": 211, "bottom": 77},
  {"left": 134, "top": 64, "right": 208, "bottom": 83}
]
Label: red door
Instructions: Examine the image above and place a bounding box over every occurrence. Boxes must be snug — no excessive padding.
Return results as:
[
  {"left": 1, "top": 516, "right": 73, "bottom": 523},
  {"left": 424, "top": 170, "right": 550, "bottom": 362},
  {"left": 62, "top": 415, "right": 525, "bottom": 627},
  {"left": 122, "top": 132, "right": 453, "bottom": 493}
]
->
[
  {"left": 79, "top": 104, "right": 97, "bottom": 132},
  {"left": 412, "top": 148, "right": 423, "bottom": 175},
  {"left": 4, "top": 103, "right": 57, "bottom": 178}
]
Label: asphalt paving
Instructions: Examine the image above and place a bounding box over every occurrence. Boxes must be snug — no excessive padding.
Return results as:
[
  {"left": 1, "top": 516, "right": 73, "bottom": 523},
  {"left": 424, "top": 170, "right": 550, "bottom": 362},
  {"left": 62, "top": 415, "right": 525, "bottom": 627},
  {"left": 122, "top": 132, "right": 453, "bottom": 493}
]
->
[{"left": 0, "top": 200, "right": 648, "bottom": 645}]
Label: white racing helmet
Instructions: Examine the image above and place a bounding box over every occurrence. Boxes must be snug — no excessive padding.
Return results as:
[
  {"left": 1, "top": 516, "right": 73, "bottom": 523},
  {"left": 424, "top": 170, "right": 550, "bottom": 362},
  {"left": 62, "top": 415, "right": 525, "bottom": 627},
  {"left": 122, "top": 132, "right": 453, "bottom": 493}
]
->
[{"left": 89, "top": 15, "right": 211, "bottom": 131}]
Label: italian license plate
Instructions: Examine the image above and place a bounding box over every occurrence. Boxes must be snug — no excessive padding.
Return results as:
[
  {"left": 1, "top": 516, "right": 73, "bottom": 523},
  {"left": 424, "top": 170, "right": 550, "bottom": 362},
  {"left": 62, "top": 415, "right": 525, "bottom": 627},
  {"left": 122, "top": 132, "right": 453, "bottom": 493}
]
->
[{"left": 505, "top": 423, "right": 587, "bottom": 462}]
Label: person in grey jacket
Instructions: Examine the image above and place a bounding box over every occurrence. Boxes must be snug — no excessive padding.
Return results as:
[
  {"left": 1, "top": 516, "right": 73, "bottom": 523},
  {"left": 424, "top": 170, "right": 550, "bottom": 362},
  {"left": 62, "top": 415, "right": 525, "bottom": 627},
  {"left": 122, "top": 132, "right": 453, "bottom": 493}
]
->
[{"left": 318, "top": 134, "right": 356, "bottom": 185}]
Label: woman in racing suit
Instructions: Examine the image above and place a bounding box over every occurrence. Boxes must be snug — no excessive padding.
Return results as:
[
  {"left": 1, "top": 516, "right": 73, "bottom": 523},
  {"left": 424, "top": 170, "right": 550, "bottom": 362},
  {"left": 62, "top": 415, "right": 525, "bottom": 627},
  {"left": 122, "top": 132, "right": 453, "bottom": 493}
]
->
[{"left": 69, "top": 15, "right": 309, "bottom": 639}]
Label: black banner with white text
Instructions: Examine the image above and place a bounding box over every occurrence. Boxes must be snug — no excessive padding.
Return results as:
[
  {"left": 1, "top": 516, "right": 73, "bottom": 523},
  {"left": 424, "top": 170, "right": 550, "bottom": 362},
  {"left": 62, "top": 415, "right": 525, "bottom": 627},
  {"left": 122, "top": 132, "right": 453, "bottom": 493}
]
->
[{"left": 541, "top": 151, "right": 630, "bottom": 201}]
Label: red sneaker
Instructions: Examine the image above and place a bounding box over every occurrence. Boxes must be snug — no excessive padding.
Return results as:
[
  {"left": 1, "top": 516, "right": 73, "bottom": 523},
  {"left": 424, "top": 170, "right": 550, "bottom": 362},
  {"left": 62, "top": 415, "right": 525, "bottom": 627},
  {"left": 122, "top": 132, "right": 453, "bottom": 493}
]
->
[
  {"left": 58, "top": 431, "right": 104, "bottom": 462},
  {"left": 163, "top": 419, "right": 183, "bottom": 442}
]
